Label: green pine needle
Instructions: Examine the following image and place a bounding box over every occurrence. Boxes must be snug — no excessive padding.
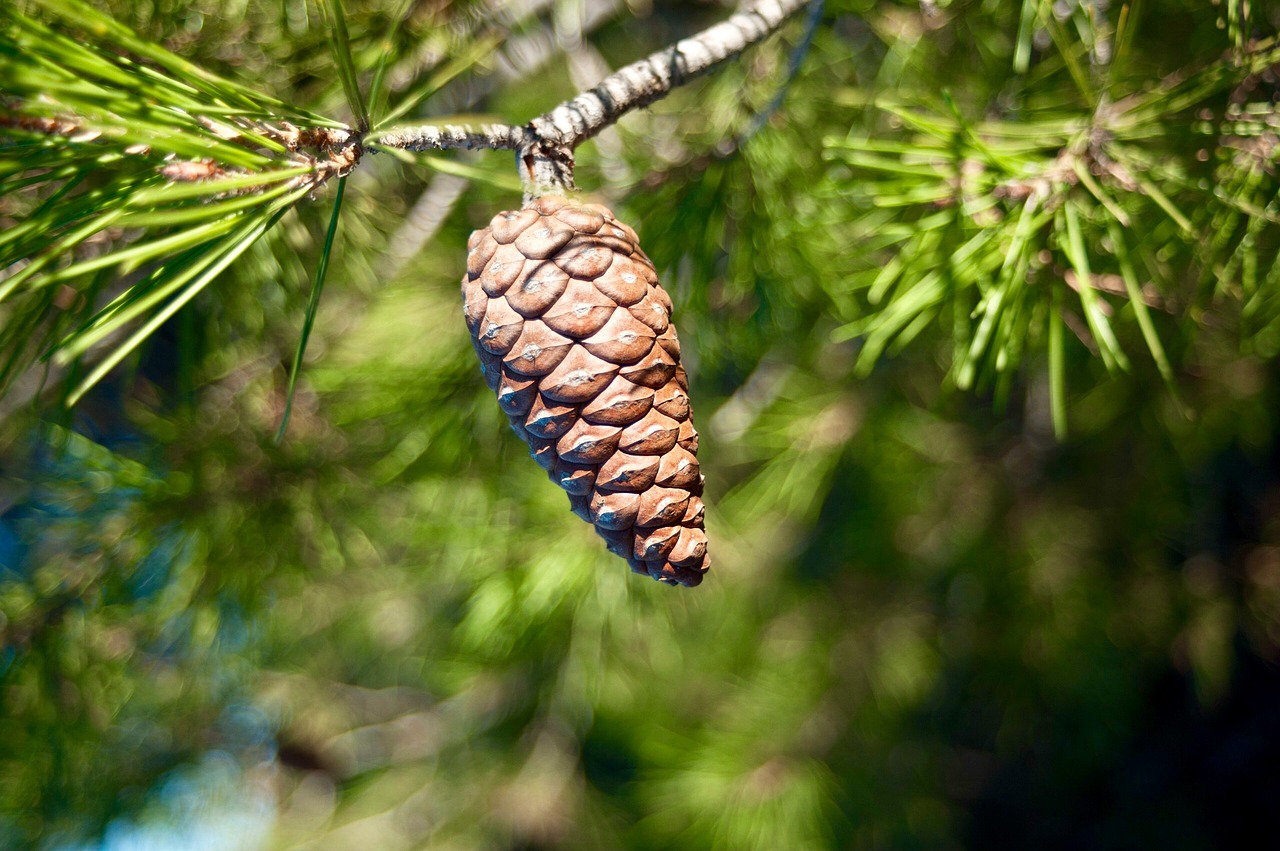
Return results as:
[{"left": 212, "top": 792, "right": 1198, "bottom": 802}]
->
[
  {"left": 0, "top": 0, "right": 355, "bottom": 401},
  {"left": 367, "top": 0, "right": 414, "bottom": 123},
  {"left": 1049, "top": 290, "right": 1068, "bottom": 439},
  {"left": 374, "top": 32, "right": 504, "bottom": 130},
  {"left": 276, "top": 175, "right": 347, "bottom": 444},
  {"left": 321, "top": 0, "right": 369, "bottom": 129},
  {"left": 65, "top": 206, "right": 289, "bottom": 405}
]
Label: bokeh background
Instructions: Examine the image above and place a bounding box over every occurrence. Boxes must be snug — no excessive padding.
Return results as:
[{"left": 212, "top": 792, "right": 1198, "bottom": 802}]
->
[{"left": 4, "top": 0, "right": 1280, "bottom": 849}]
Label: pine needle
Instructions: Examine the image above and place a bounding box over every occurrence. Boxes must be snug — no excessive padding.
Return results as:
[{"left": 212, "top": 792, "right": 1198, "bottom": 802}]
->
[
  {"left": 276, "top": 176, "right": 347, "bottom": 444},
  {"left": 1049, "top": 290, "right": 1068, "bottom": 439},
  {"left": 321, "top": 0, "right": 370, "bottom": 129},
  {"left": 374, "top": 33, "right": 504, "bottom": 130},
  {"left": 65, "top": 207, "right": 287, "bottom": 405}
]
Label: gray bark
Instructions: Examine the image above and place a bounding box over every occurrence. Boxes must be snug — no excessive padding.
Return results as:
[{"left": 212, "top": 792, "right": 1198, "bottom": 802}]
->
[{"left": 373, "top": 123, "right": 526, "bottom": 153}]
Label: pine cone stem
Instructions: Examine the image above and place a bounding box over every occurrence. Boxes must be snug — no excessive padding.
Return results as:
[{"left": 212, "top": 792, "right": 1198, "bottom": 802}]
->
[{"left": 518, "top": 138, "right": 578, "bottom": 203}]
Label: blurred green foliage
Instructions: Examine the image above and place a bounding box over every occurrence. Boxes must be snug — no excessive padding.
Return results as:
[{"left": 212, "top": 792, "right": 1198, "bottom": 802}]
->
[{"left": 4, "top": 0, "right": 1280, "bottom": 849}]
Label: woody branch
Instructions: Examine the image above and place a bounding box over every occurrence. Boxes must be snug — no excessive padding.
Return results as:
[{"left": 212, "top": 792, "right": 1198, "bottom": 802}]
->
[{"left": 371, "top": 0, "right": 815, "bottom": 199}]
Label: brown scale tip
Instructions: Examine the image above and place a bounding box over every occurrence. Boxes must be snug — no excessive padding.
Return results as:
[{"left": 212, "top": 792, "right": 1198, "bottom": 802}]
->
[{"left": 462, "top": 195, "right": 710, "bottom": 586}]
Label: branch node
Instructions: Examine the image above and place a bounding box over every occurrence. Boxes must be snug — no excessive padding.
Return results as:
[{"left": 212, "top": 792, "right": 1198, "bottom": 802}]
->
[{"left": 518, "top": 131, "right": 577, "bottom": 203}]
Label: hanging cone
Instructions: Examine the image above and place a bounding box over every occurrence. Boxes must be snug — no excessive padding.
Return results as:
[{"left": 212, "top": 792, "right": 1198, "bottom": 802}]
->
[{"left": 462, "top": 195, "right": 709, "bottom": 587}]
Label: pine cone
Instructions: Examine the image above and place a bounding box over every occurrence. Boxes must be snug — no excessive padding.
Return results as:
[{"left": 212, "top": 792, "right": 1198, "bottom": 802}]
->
[{"left": 462, "top": 195, "right": 709, "bottom": 587}]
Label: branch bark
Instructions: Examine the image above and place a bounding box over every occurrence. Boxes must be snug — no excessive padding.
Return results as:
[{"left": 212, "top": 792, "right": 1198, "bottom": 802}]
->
[
  {"left": 372, "top": 123, "right": 525, "bottom": 152},
  {"left": 371, "top": 0, "right": 816, "bottom": 199}
]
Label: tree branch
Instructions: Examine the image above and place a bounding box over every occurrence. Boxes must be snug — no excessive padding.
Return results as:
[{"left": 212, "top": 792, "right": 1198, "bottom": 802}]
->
[
  {"left": 528, "top": 0, "right": 812, "bottom": 151},
  {"left": 371, "top": 0, "right": 817, "bottom": 199}
]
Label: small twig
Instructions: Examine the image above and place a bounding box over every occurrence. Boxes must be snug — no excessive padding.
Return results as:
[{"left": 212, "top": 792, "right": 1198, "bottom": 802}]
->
[{"left": 372, "top": 122, "right": 526, "bottom": 152}]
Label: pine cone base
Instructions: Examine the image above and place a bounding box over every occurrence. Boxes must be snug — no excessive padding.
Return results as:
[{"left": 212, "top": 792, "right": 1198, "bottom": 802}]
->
[{"left": 463, "top": 195, "right": 709, "bottom": 586}]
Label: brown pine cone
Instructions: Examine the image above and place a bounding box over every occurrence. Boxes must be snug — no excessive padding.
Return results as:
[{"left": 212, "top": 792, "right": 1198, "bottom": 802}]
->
[{"left": 462, "top": 195, "right": 709, "bottom": 587}]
